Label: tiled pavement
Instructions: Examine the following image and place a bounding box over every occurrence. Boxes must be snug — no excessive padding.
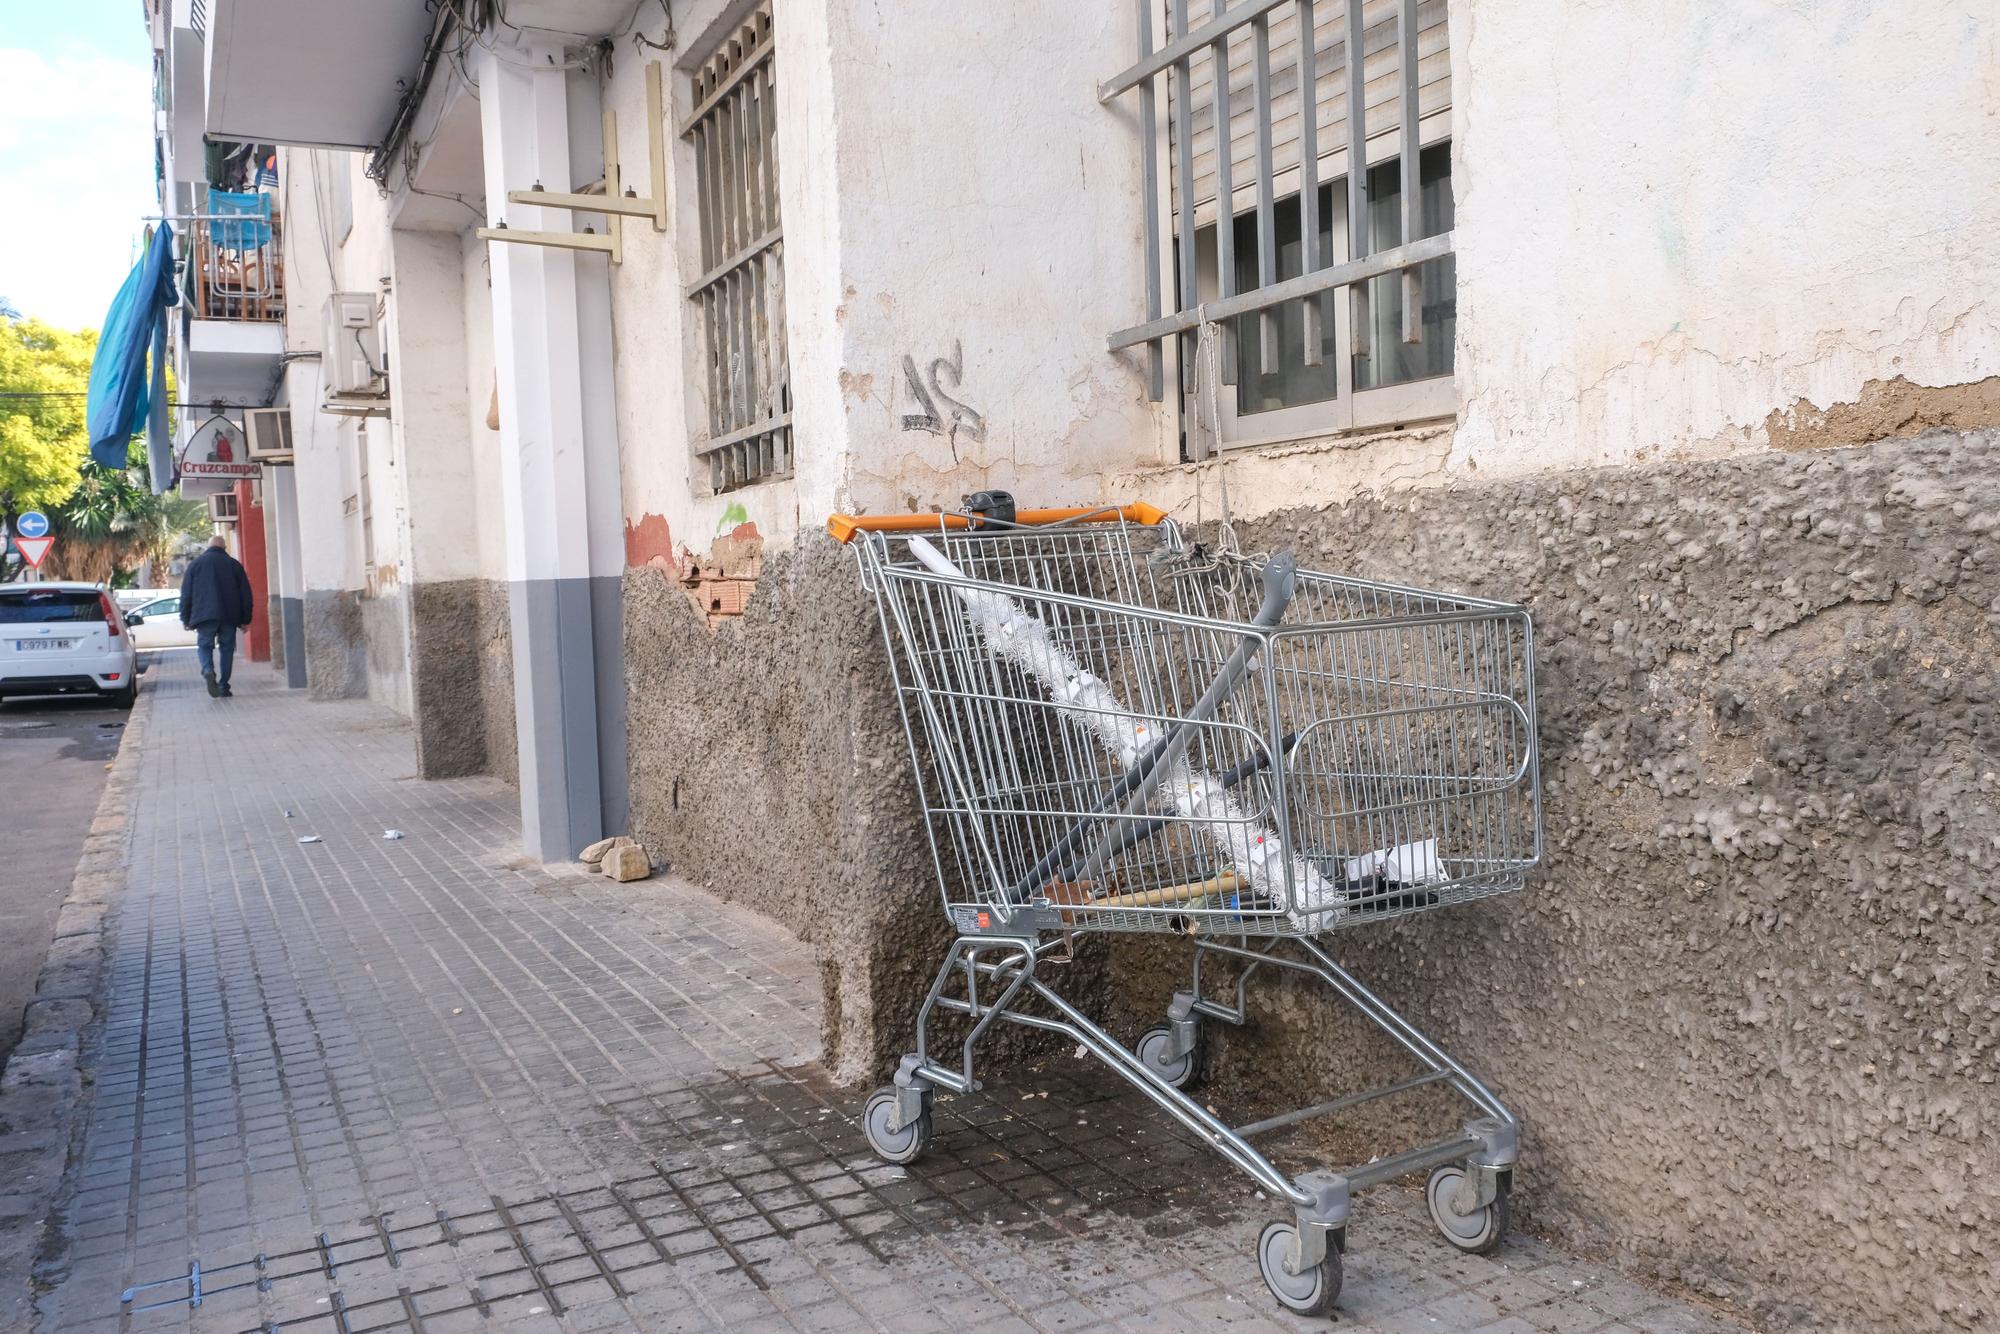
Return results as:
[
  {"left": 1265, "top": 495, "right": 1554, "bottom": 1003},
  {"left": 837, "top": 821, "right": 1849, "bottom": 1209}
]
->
[{"left": 31, "top": 653, "right": 1748, "bottom": 1333}]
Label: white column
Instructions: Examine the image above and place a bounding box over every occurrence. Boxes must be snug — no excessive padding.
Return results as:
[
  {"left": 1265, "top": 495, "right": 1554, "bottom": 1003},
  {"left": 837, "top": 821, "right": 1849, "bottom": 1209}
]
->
[
  {"left": 267, "top": 462, "right": 307, "bottom": 689},
  {"left": 477, "top": 40, "right": 626, "bottom": 860}
]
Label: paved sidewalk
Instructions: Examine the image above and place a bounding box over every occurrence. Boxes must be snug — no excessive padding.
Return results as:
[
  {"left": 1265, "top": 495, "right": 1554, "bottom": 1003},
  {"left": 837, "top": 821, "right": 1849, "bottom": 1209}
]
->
[{"left": 31, "top": 654, "right": 1747, "bottom": 1333}]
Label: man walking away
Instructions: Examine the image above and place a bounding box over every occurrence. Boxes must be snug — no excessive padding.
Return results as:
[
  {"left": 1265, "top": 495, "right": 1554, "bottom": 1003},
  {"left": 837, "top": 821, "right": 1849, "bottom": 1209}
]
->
[{"left": 180, "top": 534, "right": 254, "bottom": 698}]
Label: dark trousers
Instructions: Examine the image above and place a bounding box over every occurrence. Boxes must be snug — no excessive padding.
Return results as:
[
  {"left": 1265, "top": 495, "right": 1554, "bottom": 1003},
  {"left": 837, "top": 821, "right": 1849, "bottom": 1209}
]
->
[{"left": 195, "top": 623, "right": 238, "bottom": 685}]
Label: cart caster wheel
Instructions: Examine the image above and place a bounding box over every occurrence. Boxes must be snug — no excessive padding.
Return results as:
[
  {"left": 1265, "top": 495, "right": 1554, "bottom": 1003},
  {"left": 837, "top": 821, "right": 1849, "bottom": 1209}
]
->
[
  {"left": 1426, "top": 1164, "right": 1510, "bottom": 1254},
  {"left": 1256, "top": 1220, "right": 1341, "bottom": 1317},
  {"left": 1136, "top": 1025, "right": 1200, "bottom": 1090},
  {"left": 863, "top": 1086, "right": 932, "bottom": 1165}
]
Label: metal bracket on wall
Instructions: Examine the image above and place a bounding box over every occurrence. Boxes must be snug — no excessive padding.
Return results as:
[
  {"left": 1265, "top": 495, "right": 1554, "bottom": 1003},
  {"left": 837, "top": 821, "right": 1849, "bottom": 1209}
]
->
[{"left": 475, "top": 61, "right": 669, "bottom": 266}]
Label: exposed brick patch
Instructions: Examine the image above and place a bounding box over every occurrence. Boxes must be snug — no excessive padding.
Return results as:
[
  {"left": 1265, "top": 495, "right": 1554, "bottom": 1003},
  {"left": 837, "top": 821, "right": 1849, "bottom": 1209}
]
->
[
  {"left": 678, "top": 532, "right": 763, "bottom": 628},
  {"left": 623, "top": 512, "right": 679, "bottom": 574}
]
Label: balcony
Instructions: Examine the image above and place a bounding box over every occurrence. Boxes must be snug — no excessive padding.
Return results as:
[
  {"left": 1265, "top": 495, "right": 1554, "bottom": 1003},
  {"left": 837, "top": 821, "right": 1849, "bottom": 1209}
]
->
[
  {"left": 182, "top": 191, "right": 284, "bottom": 323},
  {"left": 166, "top": 189, "right": 286, "bottom": 406}
]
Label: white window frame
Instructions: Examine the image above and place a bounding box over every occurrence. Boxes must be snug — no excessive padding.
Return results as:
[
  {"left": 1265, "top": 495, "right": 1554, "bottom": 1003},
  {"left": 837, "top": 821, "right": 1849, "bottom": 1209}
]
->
[{"left": 1195, "top": 117, "right": 1455, "bottom": 450}]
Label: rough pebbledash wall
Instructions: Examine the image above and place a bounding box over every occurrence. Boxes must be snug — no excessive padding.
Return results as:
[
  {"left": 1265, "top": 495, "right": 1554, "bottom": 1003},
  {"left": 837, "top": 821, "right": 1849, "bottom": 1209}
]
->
[
  {"left": 474, "top": 580, "right": 518, "bottom": 787},
  {"left": 1108, "top": 429, "right": 1998, "bottom": 1332},
  {"left": 408, "top": 579, "right": 516, "bottom": 783},
  {"left": 623, "top": 545, "right": 949, "bottom": 1084},
  {"left": 302, "top": 590, "right": 367, "bottom": 700},
  {"left": 623, "top": 544, "right": 1109, "bottom": 1081}
]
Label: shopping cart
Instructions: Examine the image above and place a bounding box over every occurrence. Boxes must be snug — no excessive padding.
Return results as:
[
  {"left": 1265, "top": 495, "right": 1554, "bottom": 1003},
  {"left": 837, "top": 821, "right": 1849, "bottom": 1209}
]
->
[{"left": 829, "top": 496, "right": 1543, "bottom": 1316}]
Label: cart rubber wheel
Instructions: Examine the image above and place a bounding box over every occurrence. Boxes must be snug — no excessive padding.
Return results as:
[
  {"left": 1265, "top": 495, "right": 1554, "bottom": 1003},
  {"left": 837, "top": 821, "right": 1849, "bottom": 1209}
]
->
[
  {"left": 1426, "top": 1164, "right": 1510, "bottom": 1254},
  {"left": 1256, "top": 1219, "right": 1341, "bottom": 1317},
  {"left": 1135, "top": 1025, "right": 1200, "bottom": 1090},
  {"left": 862, "top": 1086, "right": 932, "bottom": 1165}
]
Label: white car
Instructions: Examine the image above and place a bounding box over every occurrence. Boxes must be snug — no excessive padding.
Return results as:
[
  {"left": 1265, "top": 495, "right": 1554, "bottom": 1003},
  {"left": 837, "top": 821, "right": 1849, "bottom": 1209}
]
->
[
  {"left": 0, "top": 582, "right": 140, "bottom": 707},
  {"left": 114, "top": 587, "right": 178, "bottom": 614},
  {"left": 123, "top": 594, "right": 200, "bottom": 650}
]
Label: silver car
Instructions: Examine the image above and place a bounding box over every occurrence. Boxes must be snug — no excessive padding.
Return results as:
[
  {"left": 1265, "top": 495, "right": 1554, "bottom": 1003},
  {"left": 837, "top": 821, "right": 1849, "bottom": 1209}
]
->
[
  {"left": 0, "top": 582, "right": 140, "bottom": 707},
  {"left": 123, "top": 594, "right": 200, "bottom": 650}
]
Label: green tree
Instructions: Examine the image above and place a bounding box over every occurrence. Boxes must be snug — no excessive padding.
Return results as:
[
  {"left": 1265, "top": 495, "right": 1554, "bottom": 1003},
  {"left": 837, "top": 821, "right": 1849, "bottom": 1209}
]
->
[
  {"left": 0, "top": 317, "right": 96, "bottom": 517},
  {"left": 43, "top": 444, "right": 208, "bottom": 586}
]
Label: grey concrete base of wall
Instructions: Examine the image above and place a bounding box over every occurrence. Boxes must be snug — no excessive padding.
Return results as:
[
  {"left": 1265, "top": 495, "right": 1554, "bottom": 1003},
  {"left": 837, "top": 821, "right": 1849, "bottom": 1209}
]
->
[
  {"left": 409, "top": 578, "right": 517, "bottom": 781},
  {"left": 280, "top": 596, "right": 307, "bottom": 690},
  {"left": 509, "top": 576, "right": 626, "bottom": 861},
  {"left": 302, "top": 590, "right": 368, "bottom": 700},
  {"left": 267, "top": 593, "right": 284, "bottom": 674},
  {"left": 360, "top": 586, "right": 409, "bottom": 713},
  {"left": 1104, "top": 428, "right": 1995, "bottom": 1331},
  {"left": 477, "top": 580, "right": 518, "bottom": 786}
]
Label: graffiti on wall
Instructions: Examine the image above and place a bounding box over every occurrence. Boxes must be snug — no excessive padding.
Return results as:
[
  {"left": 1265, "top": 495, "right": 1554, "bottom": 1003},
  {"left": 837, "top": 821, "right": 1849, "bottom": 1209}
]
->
[{"left": 900, "top": 341, "right": 986, "bottom": 452}]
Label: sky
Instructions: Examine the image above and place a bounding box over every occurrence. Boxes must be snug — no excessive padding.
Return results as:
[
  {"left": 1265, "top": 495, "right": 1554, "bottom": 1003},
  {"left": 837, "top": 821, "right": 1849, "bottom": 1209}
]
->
[{"left": 0, "top": 1, "right": 159, "bottom": 332}]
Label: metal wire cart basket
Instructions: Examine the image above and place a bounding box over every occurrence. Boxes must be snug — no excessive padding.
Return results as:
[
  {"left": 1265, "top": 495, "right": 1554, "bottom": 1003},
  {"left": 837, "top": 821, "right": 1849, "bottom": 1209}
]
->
[{"left": 829, "top": 497, "right": 1544, "bottom": 1316}]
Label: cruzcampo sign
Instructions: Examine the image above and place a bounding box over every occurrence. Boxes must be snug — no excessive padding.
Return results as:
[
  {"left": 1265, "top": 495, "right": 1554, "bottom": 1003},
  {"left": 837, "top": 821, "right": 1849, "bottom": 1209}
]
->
[{"left": 178, "top": 414, "right": 259, "bottom": 496}]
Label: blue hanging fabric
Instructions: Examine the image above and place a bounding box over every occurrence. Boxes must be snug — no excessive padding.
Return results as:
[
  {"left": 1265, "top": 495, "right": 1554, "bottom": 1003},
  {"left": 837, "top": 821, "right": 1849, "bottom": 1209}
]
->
[
  {"left": 86, "top": 224, "right": 180, "bottom": 470},
  {"left": 208, "top": 190, "right": 272, "bottom": 251}
]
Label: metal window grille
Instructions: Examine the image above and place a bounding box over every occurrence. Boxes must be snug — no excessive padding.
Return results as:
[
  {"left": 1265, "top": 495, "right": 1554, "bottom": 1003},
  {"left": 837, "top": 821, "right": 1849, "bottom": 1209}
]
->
[
  {"left": 1102, "top": 0, "right": 1451, "bottom": 410},
  {"left": 683, "top": 4, "right": 791, "bottom": 494}
]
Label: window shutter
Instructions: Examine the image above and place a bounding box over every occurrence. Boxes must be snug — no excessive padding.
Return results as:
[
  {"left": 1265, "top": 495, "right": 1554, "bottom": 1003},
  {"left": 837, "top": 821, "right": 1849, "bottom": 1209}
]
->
[{"left": 1168, "top": 0, "right": 1450, "bottom": 226}]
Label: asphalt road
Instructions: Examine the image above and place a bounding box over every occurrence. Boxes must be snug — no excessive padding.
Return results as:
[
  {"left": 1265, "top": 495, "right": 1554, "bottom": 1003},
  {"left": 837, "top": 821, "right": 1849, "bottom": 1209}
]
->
[{"left": 0, "top": 665, "right": 144, "bottom": 1068}]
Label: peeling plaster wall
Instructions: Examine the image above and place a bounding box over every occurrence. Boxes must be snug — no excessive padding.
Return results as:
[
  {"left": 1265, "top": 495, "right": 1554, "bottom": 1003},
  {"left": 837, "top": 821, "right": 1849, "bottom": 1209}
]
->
[
  {"left": 604, "top": 0, "right": 1169, "bottom": 565},
  {"left": 600, "top": 0, "right": 813, "bottom": 561},
  {"left": 1446, "top": 0, "right": 2000, "bottom": 477},
  {"left": 821, "top": 1, "right": 1168, "bottom": 513},
  {"left": 1110, "top": 431, "right": 1999, "bottom": 1332}
]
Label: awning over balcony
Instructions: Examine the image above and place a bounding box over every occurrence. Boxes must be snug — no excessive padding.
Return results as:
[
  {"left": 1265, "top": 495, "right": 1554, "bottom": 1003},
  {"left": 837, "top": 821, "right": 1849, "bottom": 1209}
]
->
[{"left": 204, "top": 0, "right": 433, "bottom": 149}]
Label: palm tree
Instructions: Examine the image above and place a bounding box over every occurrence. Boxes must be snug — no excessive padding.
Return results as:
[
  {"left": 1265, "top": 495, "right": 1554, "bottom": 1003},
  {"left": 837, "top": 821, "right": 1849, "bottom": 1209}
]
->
[{"left": 40, "top": 444, "right": 208, "bottom": 585}]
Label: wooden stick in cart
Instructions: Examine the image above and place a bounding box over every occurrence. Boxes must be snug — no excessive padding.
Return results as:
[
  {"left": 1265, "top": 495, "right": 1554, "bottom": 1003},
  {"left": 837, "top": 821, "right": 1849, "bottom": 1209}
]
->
[{"left": 1090, "top": 870, "right": 1245, "bottom": 910}]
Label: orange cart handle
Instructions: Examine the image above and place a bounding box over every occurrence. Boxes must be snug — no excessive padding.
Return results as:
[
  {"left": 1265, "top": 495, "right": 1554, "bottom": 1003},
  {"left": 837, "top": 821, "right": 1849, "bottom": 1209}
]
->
[{"left": 827, "top": 503, "right": 1169, "bottom": 545}]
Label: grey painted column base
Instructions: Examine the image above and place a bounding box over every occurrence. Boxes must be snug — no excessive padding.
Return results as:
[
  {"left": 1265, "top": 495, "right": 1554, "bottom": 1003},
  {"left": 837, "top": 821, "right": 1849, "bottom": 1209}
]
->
[
  {"left": 508, "top": 575, "right": 626, "bottom": 862},
  {"left": 303, "top": 590, "right": 366, "bottom": 700},
  {"left": 280, "top": 596, "right": 307, "bottom": 690}
]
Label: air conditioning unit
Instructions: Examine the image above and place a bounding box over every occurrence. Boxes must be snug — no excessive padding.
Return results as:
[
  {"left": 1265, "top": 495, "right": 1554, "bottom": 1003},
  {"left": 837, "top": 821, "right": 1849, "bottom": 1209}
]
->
[
  {"left": 210, "top": 491, "right": 240, "bottom": 523},
  {"left": 244, "top": 406, "right": 294, "bottom": 461},
  {"left": 322, "top": 291, "right": 388, "bottom": 403}
]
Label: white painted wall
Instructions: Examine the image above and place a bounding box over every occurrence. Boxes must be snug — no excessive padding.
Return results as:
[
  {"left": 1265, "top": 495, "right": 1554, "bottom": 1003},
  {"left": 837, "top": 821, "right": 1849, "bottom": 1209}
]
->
[
  {"left": 1447, "top": 0, "right": 2000, "bottom": 477},
  {"left": 603, "top": 0, "right": 808, "bottom": 558},
  {"left": 604, "top": 0, "right": 1169, "bottom": 560},
  {"left": 460, "top": 231, "right": 510, "bottom": 581},
  {"left": 385, "top": 228, "right": 484, "bottom": 585},
  {"left": 1109, "top": 0, "right": 2000, "bottom": 522},
  {"left": 819, "top": 1, "right": 1167, "bottom": 516},
  {"left": 278, "top": 147, "right": 356, "bottom": 598}
]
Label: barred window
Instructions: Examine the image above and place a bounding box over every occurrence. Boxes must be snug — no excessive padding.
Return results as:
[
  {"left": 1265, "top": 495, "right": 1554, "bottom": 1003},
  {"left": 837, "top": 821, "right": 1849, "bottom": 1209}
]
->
[
  {"left": 683, "top": 4, "right": 791, "bottom": 494},
  {"left": 1107, "top": 0, "right": 1456, "bottom": 454}
]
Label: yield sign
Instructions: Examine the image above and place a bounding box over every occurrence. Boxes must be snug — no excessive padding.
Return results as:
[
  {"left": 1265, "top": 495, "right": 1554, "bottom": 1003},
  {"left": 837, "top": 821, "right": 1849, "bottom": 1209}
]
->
[{"left": 15, "top": 536, "right": 54, "bottom": 569}]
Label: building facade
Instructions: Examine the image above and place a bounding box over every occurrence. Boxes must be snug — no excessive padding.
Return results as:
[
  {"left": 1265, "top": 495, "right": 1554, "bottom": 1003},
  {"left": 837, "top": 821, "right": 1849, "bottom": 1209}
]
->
[{"left": 145, "top": 1, "right": 1999, "bottom": 1327}]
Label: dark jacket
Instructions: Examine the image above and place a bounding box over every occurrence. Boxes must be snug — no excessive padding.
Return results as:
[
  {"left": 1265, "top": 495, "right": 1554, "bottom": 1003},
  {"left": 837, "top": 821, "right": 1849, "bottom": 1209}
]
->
[{"left": 179, "top": 547, "right": 254, "bottom": 629}]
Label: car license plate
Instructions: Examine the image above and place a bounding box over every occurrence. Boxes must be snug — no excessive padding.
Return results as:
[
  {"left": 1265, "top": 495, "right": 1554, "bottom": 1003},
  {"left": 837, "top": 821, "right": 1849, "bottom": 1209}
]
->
[{"left": 16, "top": 639, "right": 74, "bottom": 651}]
